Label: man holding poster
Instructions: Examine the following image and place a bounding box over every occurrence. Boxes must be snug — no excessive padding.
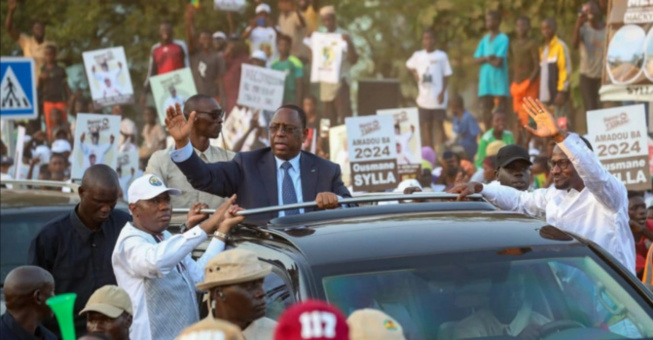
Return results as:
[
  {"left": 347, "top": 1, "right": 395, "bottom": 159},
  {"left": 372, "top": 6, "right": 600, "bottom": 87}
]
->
[
  {"left": 71, "top": 114, "right": 120, "bottom": 179},
  {"left": 346, "top": 115, "right": 398, "bottom": 192},
  {"left": 306, "top": 6, "right": 358, "bottom": 125},
  {"left": 83, "top": 47, "right": 134, "bottom": 108}
]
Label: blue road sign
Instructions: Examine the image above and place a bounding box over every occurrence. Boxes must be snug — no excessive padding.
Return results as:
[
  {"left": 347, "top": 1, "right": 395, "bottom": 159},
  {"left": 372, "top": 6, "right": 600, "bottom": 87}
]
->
[{"left": 0, "top": 57, "right": 38, "bottom": 120}]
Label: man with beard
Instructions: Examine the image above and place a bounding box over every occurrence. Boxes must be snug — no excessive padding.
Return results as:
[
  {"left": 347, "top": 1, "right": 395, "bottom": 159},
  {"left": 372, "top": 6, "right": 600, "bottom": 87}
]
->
[
  {"left": 494, "top": 144, "right": 532, "bottom": 191},
  {"left": 449, "top": 97, "right": 635, "bottom": 273},
  {"left": 147, "top": 94, "right": 235, "bottom": 208}
]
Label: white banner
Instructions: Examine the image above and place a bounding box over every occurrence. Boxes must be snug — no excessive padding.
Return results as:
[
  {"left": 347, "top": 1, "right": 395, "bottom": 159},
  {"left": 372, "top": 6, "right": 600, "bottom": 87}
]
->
[
  {"left": 214, "top": 0, "right": 245, "bottom": 11},
  {"left": 587, "top": 104, "right": 651, "bottom": 190},
  {"left": 346, "top": 115, "right": 398, "bottom": 192},
  {"left": 83, "top": 47, "right": 135, "bottom": 109},
  {"left": 237, "top": 64, "right": 286, "bottom": 112},
  {"left": 71, "top": 114, "right": 120, "bottom": 179},
  {"left": 309, "top": 32, "right": 344, "bottom": 84}
]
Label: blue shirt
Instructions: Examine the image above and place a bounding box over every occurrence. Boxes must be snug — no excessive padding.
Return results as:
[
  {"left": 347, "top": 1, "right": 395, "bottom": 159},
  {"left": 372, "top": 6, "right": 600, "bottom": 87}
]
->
[
  {"left": 452, "top": 110, "right": 481, "bottom": 159},
  {"left": 275, "top": 153, "right": 304, "bottom": 217},
  {"left": 474, "top": 33, "right": 510, "bottom": 96}
]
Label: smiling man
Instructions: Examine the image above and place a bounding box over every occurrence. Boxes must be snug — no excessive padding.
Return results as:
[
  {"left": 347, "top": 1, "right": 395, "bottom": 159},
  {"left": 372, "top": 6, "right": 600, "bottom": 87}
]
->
[
  {"left": 29, "top": 164, "right": 131, "bottom": 337},
  {"left": 166, "top": 103, "right": 351, "bottom": 219},
  {"left": 450, "top": 97, "right": 635, "bottom": 274},
  {"left": 112, "top": 174, "right": 245, "bottom": 340}
]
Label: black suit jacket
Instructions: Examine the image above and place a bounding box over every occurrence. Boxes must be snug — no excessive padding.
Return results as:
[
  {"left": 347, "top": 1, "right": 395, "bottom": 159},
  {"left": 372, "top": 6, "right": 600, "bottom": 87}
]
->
[{"left": 175, "top": 147, "right": 352, "bottom": 219}]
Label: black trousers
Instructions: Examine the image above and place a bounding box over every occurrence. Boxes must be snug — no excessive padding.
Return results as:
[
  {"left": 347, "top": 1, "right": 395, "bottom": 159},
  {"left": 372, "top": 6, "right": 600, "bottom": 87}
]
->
[{"left": 580, "top": 75, "right": 601, "bottom": 112}]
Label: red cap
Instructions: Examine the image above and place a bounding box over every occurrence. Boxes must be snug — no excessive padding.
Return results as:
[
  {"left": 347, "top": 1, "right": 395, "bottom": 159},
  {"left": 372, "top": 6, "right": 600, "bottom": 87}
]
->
[{"left": 274, "top": 300, "right": 349, "bottom": 340}]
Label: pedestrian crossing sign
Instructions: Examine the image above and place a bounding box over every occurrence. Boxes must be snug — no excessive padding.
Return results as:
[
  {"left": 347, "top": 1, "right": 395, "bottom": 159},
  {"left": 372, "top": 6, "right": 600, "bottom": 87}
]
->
[{"left": 0, "top": 57, "right": 38, "bottom": 120}]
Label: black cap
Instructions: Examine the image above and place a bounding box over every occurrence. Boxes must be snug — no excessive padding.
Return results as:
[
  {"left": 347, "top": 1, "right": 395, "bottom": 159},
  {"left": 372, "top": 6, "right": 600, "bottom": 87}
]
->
[
  {"left": 495, "top": 144, "right": 531, "bottom": 169},
  {"left": 1, "top": 156, "right": 14, "bottom": 166}
]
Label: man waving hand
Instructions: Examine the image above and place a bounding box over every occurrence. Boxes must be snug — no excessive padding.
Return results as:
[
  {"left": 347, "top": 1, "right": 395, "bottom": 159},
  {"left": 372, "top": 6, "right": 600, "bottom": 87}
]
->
[
  {"left": 450, "top": 97, "right": 635, "bottom": 274},
  {"left": 166, "top": 103, "right": 351, "bottom": 219}
]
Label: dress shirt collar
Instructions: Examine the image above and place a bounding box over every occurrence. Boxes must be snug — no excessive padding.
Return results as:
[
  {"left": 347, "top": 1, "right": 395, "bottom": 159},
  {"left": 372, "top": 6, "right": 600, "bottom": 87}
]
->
[
  {"left": 70, "top": 205, "right": 104, "bottom": 242},
  {"left": 274, "top": 153, "right": 302, "bottom": 172}
]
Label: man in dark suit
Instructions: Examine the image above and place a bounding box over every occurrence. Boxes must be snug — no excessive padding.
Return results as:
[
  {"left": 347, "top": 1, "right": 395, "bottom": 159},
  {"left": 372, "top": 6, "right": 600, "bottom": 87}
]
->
[{"left": 166, "top": 101, "right": 350, "bottom": 219}]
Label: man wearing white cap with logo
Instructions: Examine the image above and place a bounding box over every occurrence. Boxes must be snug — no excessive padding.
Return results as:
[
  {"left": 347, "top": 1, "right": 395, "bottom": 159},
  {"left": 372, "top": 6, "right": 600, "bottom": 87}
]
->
[
  {"left": 112, "top": 174, "right": 245, "bottom": 340},
  {"left": 242, "top": 3, "right": 278, "bottom": 65}
]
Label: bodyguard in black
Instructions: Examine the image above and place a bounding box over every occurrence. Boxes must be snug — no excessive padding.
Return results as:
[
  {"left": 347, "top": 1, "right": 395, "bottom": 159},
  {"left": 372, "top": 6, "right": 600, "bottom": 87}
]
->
[{"left": 28, "top": 165, "right": 131, "bottom": 337}]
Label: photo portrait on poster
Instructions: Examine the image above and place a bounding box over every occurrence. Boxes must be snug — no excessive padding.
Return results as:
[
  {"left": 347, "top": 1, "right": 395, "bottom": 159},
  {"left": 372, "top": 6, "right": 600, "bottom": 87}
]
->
[
  {"left": 378, "top": 108, "right": 423, "bottom": 179},
  {"left": 83, "top": 47, "right": 134, "bottom": 108},
  {"left": 307, "top": 32, "right": 344, "bottom": 84},
  {"left": 150, "top": 68, "right": 197, "bottom": 124},
  {"left": 71, "top": 114, "right": 120, "bottom": 179},
  {"left": 329, "top": 124, "right": 350, "bottom": 188}
]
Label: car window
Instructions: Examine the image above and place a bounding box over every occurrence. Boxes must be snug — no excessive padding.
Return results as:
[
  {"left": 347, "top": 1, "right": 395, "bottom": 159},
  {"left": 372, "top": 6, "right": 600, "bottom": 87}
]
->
[
  {"left": 263, "top": 265, "right": 295, "bottom": 321},
  {"left": 550, "top": 261, "right": 645, "bottom": 338},
  {"left": 320, "top": 248, "right": 653, "bottom": 340},
  {"left": 0, "top": 212, "right": 62, "bottom": 283}
]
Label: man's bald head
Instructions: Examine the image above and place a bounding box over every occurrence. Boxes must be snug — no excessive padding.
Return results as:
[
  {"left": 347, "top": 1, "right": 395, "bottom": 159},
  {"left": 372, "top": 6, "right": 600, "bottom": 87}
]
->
[
  {"left": 4, "top": 266, "right": 54, "bottom": 313},
  {"left": 81, "top": 164, "right": 120, "bottom": 191},
  {"left": 78, "top": 165, "right": 121, "bottom": 229}
]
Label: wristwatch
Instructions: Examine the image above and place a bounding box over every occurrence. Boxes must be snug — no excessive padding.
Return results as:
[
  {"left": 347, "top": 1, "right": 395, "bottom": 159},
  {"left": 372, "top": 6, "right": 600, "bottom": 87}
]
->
[{"left": 214, "top": 230, "right": 228, "bottom": 241}]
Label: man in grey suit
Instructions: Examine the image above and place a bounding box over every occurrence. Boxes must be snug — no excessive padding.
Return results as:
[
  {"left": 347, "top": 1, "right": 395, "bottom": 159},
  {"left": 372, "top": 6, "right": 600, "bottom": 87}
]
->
[{"left": 166, "top": 102, "right": 349, "bottom": 219}]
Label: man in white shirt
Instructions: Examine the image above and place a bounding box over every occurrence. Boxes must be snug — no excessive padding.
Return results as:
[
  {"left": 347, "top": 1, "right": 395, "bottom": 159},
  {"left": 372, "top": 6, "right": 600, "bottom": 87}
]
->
[
  {"left": 112, "top": 174, "right": 244, "bottom": 340},
  {"left": 450, "top": 97, "right": 636, "bottom": 273},
  {"left": 242, "top": 3, "right": 278, "bottom": 65},
  {"left": 455, "top": 271, "right": 550, "bottom": 339},
  {"left": 163, "top": 86, "right": 186, "bottom": 118},
  {"left": 406, "top": 29, "right": 453, "bottom": 149},
  {"left": 79, "top": 130, "right": 115, "bottom": 170}
]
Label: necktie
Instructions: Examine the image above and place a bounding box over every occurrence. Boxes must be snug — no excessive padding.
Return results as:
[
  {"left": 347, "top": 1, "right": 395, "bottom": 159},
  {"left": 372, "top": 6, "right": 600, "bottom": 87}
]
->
[
  {"left": 281, "top": 162, "right": 300, "bottom": 215},
  {"left": 200, "top": 153, "right": 208, "bottom": 162}
]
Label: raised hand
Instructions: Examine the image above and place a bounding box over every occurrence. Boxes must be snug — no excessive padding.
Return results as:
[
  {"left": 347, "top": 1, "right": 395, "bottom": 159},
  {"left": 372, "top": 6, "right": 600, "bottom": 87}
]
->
[
  {"left": 522, "top": 97, "right": 559, "bottom": 138},
  {"left": 164, "top": 102, "right": 195, "bottom": 149}
]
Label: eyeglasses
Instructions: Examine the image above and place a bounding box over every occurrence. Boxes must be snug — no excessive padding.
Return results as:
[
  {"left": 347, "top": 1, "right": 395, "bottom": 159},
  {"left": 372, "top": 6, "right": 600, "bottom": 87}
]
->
[
  {"left": 269, "top": 124, "right": 301, "bottom": 135},
  {"left": 195, "top": 110, "right": 225, "bottom": 120},
  {"left": 548, "top": 159, "right": 572, "bottom": 170}
]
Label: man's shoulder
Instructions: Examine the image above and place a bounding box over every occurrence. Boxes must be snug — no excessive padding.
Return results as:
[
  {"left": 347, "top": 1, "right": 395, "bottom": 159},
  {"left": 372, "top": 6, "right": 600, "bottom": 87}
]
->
[
  {"left": 302, "top": 151, "right": 338, "bottom": 169},
  {"left": 38, "top": 212, "right": 74, "bottom": 237},
  {"left": 209, "top": 145, "right": 236, "bottom": 160},
  {"left": 238, "top": 147, "right": 273, "bottom": 160}
]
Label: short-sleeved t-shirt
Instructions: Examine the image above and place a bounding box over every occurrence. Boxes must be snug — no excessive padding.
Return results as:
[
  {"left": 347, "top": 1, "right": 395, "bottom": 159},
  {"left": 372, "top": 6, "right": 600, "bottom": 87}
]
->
[
  {"left": 250, "top": 26, "right": 278, "bottom": 63},
  {"left": 405, "top": 49, "right": 453, "bottom": 109},
  {"left": 40, "top": 64, "right": 68, "bottom": 102},
  {"left": 474, "top": 33, "right": 510, "bottom": 97},
  {"left": 152, "top": 41, "right": 188, "bottom": 75},
  {"left": 190, "top": 51, "right": 226, "bottom": 97},
  {"left": 579, "top": 24, "right": 606, "bottom": 79},
  {"left": 278, "top": 12, "right": 307, "bottom": 59},
  {"left": 18, "top": 34, "right": 55, "bottom": 77},
  {"left": 271, "top": 56, "right": 304, "bottom": 103}
]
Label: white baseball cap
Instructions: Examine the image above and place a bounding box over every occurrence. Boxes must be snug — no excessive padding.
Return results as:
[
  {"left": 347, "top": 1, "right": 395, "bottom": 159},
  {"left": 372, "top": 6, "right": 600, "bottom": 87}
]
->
[
  {"left": 127, "top": 174, "right": 181, "bottom": 204},
  {"left": 213, "top": 31, "right": 227, "bottom": 40},
  {"left": 251, "top": 50, "right": 267, "bottom": 62},
  {"left": 51, "top": 139, "right": 72, "bottom": 153},
  {"left": 255, "top": 3, "right": 271, "bottom": 14}
]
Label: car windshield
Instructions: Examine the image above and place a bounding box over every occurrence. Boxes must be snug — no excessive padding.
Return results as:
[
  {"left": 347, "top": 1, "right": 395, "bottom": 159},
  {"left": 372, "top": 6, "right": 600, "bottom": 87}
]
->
[
  {"left": 0, "top": 213, "right": 53, "bottom": 283},
  {"left": 321, "top": 246, "right": 653, "bottom": 340}
]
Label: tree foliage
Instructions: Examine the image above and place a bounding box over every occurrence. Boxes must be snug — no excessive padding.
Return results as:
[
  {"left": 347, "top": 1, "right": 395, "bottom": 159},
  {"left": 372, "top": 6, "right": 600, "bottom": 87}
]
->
[{"left": 0, "top": 0, "right": 592, "bottom": 112}]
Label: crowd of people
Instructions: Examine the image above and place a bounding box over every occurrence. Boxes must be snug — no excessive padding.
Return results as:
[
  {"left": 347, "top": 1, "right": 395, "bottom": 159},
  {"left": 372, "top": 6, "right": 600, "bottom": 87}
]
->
[{"left": 1, "top": 0, "right": 653, "bottom": 339}]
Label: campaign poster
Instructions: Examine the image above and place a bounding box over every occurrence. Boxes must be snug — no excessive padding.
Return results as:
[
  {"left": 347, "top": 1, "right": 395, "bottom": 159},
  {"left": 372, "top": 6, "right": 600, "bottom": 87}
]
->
[
  {"left": 308, "top": 32, "right": 344, "bottom": 84},
  {"left": 116, "top": 148, "right": 139, "bottom": 199},
  {"left": 328, "top": 124, "right": 350, "bottom": 188},
  {"left": 214, "top": 0, "right": 246, "bottom": 11},
  {"left": 71, "top": 114, "right": 120, "bottom": 180},
  {"left": 213, "top": 106, "right": 267, "bottom": 151},
  {"left": 600, "top": 0, "right": 653, "bottom": 101},
  {"left": 237, "top": 64, "right": 286, "bottom": 112},
  {"left": 150, "top": 68, "right": 197, "bottom": 125},
  {"left": 345, "top": 116, "right": 398, "bottom": 192},
  {"left": 377, "top": 107, "right": 422, "bottom": 180},
  {"left": 587, "top": 104, "right": 651, "bottom": 190},
  {"left": 82, "top": 47, "right": 134, "bottom": 109}
]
